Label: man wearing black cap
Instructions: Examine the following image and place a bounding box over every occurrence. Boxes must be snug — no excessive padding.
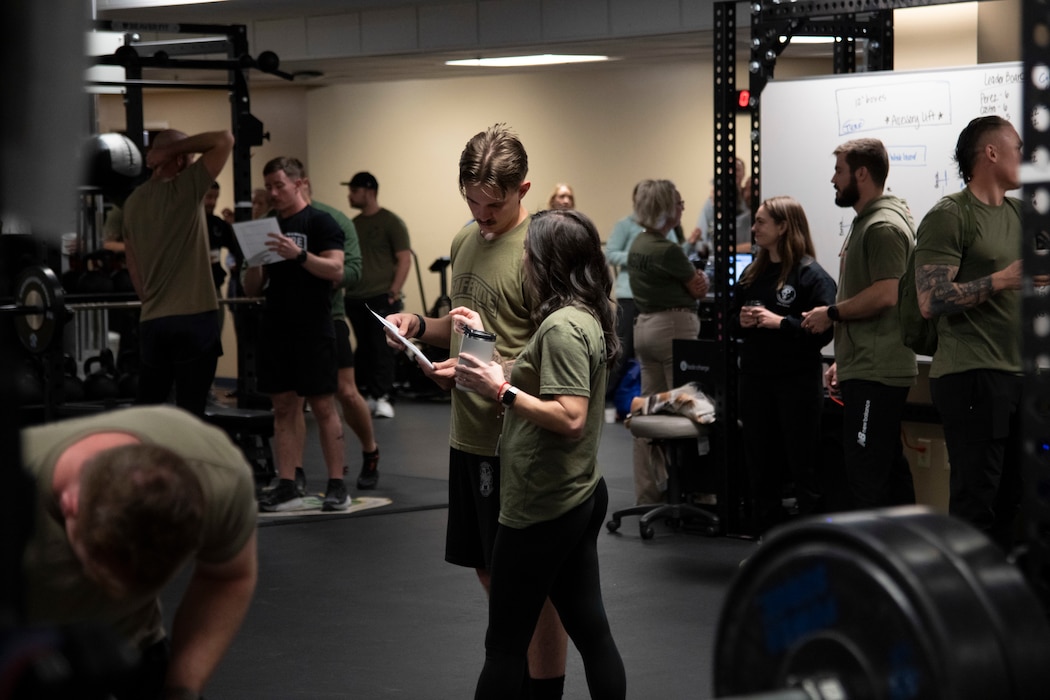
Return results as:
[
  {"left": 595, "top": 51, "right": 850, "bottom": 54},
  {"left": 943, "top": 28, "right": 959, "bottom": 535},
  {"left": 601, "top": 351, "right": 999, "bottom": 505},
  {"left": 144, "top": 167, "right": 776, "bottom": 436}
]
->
[{"left": 342, "top": 171, "right": 412, "bottom": 419}]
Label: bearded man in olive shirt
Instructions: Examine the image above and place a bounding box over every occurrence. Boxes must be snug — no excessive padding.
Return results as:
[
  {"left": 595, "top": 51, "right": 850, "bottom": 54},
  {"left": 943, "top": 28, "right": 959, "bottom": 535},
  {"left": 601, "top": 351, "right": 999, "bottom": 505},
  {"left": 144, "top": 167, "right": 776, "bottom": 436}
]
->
[{"left": 802, "top": 138, "right": 917, "bottom": 510}]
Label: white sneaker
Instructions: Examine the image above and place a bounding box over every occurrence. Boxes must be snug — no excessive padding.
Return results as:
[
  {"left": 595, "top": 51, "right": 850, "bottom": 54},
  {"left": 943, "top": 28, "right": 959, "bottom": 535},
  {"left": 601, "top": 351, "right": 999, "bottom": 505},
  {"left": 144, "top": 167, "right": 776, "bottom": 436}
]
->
[{"left": 373, "top": 396, "right": 395, "bottom": 419}]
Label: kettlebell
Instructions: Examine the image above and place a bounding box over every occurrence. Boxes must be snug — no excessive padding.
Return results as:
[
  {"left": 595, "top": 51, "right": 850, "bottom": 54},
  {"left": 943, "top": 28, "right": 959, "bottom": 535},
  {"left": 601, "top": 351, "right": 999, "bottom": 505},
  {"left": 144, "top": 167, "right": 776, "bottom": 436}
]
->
[
  {"left": 62, "top": 353, "right": 85, "bottom": 402},
  {"left": 84, "top": 348, "right": 119, "bottom": 400},
  {"left": 77, "top": 268, "right": 114, "bottom": 295},
  {"left": 15, "top": 357, "right": 44, "bottom": 405}
]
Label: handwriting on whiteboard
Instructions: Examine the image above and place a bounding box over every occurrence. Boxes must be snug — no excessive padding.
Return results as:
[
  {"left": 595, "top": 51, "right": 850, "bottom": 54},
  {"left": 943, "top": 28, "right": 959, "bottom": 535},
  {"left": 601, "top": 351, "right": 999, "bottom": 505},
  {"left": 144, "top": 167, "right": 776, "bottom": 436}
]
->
[
  {"left": 836, "top": 81, "right": 953, "bottom": 136},
  {"left": 834, "top": 70, "right": 1022, "bottom": 137}
]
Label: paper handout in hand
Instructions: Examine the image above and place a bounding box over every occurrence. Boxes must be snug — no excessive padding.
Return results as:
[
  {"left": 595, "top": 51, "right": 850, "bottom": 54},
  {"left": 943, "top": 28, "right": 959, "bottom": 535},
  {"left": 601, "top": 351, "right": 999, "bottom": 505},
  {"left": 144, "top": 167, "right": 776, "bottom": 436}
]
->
[
  {"left": 232, "top": 217, "right": 284, "bottom": 266},
  {"left": 368, "top": 307, "right": 435, "bottom": 370}
]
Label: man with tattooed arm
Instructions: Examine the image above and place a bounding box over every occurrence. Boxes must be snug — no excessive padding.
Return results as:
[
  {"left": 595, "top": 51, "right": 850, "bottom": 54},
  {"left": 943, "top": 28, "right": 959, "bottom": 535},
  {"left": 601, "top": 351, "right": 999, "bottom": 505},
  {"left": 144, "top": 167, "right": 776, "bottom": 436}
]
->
[{"left": 914, "top": 115, "right": 1049, "bottom": 550}]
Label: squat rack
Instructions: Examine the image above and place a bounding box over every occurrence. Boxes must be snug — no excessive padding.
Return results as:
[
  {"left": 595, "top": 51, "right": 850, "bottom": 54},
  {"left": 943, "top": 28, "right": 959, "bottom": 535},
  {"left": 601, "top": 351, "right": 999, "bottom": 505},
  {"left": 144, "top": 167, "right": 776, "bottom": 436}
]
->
[{"left": 88, "top": 20, "right": 287, "bottom": 407}]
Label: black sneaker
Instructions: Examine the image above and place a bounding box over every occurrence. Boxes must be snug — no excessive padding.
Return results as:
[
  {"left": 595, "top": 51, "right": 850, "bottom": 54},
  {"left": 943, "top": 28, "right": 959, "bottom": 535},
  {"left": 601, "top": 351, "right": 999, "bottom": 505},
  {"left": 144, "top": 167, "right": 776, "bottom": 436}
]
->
[
  {"left": 294, "top": 467, "right": 307, "bottom": 497},
  {"left": 356, "top": 448, "right": 380, "bottom": 490},
  {"left": 322, "top": 478, "right": 351, "bottom": 512},
  {"left": 259, "top": 479, "right": 303, "bottom": 512}
]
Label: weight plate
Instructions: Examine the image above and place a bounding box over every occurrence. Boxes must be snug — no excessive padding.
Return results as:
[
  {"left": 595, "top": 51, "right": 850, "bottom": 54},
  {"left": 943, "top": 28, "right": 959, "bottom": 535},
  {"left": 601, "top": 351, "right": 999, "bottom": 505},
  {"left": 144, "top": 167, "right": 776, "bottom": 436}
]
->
[
  {"left": 13, "top": 266, "right": 64, "bottom": 354},
  {"left": 898, "top": 512, "right": 1050, "bottom": 700},
  {"left": 714, "top": 507, "right": 1050, "bottom": 700}
]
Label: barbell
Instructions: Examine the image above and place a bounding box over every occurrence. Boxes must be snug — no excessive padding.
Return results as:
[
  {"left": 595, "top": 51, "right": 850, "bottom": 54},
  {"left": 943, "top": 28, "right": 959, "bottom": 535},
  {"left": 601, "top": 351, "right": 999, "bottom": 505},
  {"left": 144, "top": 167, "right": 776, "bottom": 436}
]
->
[
  {"left": 3, "top": 265, "right": 263, "bottom": 355},
  {"left": 713, "top": 506, "right": 1050, "bottom": 699}
]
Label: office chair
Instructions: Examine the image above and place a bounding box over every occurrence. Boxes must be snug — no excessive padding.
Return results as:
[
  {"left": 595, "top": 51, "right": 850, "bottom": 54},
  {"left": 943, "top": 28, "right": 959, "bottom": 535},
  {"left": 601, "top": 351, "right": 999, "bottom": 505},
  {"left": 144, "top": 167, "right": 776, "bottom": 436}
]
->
[{"left": 606, "top": 413, "right": 720, "bottom": 539}]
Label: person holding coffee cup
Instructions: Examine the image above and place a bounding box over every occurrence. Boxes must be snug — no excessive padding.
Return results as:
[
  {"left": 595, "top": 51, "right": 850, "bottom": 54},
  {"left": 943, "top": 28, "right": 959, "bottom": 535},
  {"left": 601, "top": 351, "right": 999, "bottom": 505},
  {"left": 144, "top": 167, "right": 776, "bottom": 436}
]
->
[
  {"left": 731, "top": 195, "right": 837, "bottom": 535},
  {"left": 453, "top": 209, "right": 627, "bottom": 699},
  {"left": 384, "top": 125, "right": 571, "bottom": 696}
]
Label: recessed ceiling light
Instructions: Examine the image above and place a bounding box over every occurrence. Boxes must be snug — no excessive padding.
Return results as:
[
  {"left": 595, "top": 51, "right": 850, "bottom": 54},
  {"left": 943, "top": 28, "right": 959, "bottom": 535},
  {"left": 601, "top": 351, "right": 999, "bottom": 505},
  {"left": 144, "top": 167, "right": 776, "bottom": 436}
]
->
[{"left": 445, "top": 54, "right": 611, "bottom": 68}]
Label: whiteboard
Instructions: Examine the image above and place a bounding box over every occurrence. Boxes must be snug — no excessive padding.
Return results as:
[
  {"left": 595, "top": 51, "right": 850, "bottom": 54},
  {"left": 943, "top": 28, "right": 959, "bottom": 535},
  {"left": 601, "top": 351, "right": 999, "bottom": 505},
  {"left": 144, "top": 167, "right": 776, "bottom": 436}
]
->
[{"left": 760, "top": 62, "right": 1023, "bottom": 277}]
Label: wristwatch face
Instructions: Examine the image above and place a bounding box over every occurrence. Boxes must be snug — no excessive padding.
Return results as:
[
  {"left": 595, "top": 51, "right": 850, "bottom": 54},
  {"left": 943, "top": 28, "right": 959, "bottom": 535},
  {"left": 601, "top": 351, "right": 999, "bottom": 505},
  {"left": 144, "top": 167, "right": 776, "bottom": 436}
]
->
[
  {"left": 501, "top": 386, "right": 518, "bottom": 406},
  {"left": 297, "top": 249, "right": 307, "bottom": 264}
]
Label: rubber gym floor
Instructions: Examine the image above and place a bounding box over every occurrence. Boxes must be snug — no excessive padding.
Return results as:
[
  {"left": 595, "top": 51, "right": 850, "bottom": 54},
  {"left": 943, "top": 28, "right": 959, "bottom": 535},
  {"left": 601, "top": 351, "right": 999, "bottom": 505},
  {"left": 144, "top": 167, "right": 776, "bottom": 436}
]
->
[{"left": 163, "top": 396, "right": 756, "bottom": 699}]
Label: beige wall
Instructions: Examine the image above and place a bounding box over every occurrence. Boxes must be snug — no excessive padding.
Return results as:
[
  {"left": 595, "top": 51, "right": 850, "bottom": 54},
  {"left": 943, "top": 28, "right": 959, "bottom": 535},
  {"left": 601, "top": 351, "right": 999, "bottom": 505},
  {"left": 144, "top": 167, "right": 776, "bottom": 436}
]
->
[{"left": 303, "top": 57, "right": 719, "bottom": 317}]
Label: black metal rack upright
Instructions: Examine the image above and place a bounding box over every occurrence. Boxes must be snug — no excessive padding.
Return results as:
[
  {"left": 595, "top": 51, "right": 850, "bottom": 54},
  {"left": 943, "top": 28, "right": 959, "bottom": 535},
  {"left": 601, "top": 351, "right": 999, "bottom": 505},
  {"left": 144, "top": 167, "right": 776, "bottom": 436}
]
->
[{"left": 1019, "top": 0, "right": 1050, "bottom": 608}]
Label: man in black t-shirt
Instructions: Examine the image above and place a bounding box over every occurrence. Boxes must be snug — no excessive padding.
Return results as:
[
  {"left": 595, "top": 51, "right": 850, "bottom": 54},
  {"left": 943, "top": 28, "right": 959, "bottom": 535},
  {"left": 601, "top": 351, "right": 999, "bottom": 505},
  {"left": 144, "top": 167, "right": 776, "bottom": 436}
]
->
[{"left": 243, "top": 156, "right": 349, "bottom": 512}]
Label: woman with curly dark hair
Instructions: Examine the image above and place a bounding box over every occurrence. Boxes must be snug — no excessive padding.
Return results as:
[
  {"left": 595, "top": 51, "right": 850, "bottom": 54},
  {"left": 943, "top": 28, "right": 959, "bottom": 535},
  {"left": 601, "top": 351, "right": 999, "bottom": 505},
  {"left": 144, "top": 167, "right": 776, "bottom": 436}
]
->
[{"left": 454, "top": 208, "right": 626, "bottom": 699}]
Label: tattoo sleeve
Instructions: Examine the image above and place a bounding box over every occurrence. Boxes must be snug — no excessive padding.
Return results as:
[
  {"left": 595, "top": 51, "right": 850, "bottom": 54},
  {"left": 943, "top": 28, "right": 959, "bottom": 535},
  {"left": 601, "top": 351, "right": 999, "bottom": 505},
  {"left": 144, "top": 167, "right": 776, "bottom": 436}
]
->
[{"left": 916, "top": 264, "right": 994, "bottom": 316}]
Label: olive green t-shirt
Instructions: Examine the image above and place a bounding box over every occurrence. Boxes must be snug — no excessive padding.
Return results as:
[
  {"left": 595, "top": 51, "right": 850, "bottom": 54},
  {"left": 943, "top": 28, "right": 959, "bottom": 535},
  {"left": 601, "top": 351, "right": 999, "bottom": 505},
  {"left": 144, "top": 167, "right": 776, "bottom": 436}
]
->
[
  {"left": 625, "top": 231, "right": 698, "bottom": 313},
  {"left": 499, "top": 306, "right": 607, "bottom": 528},
  {"left": 448, "top": 217, "right": 533, "bottom": 456},
  {"left": 347, "top": 208, "right": 411, "bottom": 299},
  {"left": 310, "top": 200, "right": 362, "bottom": 319},
  {"left": 20, "top": 406, "right": 258, "bottom": 649},
  {"left": 834, "top": 195, "right": 917, "bottom": 386},
  {"left": 914, "top": 189, "right": 1022, "bottom": 377},
  {"left": 122, "top": 158, "right": 218, "bottom": 321}
]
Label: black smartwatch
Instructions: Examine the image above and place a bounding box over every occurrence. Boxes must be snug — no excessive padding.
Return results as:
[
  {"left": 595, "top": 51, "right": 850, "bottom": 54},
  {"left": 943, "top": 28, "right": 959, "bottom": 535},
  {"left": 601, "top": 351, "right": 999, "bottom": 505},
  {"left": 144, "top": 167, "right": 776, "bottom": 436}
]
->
[
  {"left": 296, "top": 248, "right": 308, "bottom": 265},
  {"left": 501, "top": 385, "right": 519, "bottom": 407},
  {"left": 827, "top": 305, "right": 841, "bottom": 322}
]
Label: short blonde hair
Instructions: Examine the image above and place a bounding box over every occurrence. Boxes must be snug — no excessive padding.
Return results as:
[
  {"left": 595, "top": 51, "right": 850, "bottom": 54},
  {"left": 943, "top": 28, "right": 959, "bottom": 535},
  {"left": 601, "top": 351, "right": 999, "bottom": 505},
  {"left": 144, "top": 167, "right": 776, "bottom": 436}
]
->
[{"left": 632, "top": 179, "right": 678, "bottom": 231}]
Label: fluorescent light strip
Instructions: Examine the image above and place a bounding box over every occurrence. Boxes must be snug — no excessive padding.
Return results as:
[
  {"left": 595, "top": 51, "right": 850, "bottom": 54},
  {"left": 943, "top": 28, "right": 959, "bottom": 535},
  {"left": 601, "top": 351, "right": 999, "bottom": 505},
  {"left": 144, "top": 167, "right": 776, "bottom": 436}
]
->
[
  {"left": 98, "top": 0, "right": 228, "bottom": 8},
  {"left": 779, "top": 35, "right": 837, "bottom": 44},
  {"left": 446, "top": 54, "right": 610, "bottom": 68}
]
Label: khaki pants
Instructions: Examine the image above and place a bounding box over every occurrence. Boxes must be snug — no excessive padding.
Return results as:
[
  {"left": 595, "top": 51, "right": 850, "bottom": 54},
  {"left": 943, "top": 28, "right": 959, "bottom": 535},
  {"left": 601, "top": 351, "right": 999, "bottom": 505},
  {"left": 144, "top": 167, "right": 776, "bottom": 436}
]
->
[{"left": 631, "top": 310, "right": 700, "bottom": 504}]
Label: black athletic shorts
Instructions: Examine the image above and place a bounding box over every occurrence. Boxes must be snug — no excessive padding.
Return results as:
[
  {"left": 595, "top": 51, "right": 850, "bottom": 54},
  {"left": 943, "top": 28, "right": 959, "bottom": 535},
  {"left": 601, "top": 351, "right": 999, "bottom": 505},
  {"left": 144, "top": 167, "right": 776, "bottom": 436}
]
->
[
  {"left": 257, "top": 321, "right": 337, "bottom": 396},
  {"left": 334, "top": 317, "right": 354, "bottom": 370},
  {"left": 445, "top": 447, "right": 502, "bottom": 571}
]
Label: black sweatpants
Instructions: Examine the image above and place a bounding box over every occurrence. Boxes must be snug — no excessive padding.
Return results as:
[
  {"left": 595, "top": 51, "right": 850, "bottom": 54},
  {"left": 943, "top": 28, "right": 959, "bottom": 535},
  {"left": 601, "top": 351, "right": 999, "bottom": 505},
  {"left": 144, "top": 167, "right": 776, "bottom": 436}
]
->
[
  {"left": 839, "top": 379, "right": 914, "bottom": 509},
  {"left": 930, "top": 369, "right": 1024, "bottom": 549},
  {"left": 137, "top": 311, "right": 221, "bottom": 418},
  {"left": 344, "top": 293, "right": 401, "bottom": 399}
]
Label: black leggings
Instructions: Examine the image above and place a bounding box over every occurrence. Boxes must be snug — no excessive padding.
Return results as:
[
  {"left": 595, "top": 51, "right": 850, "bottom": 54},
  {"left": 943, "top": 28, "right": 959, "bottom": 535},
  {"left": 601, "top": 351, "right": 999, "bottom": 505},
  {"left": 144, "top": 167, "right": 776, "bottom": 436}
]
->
[{"left": 475, "top": 478, "right": 626, "bottom": 700}]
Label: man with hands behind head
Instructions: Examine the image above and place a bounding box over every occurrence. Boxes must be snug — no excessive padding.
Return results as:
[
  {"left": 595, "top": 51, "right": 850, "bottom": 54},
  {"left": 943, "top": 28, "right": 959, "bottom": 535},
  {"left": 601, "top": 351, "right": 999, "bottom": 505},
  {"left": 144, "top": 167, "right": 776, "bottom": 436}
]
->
[{"left": 122, "top": 128, "right": 234, "bottom": 417}]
